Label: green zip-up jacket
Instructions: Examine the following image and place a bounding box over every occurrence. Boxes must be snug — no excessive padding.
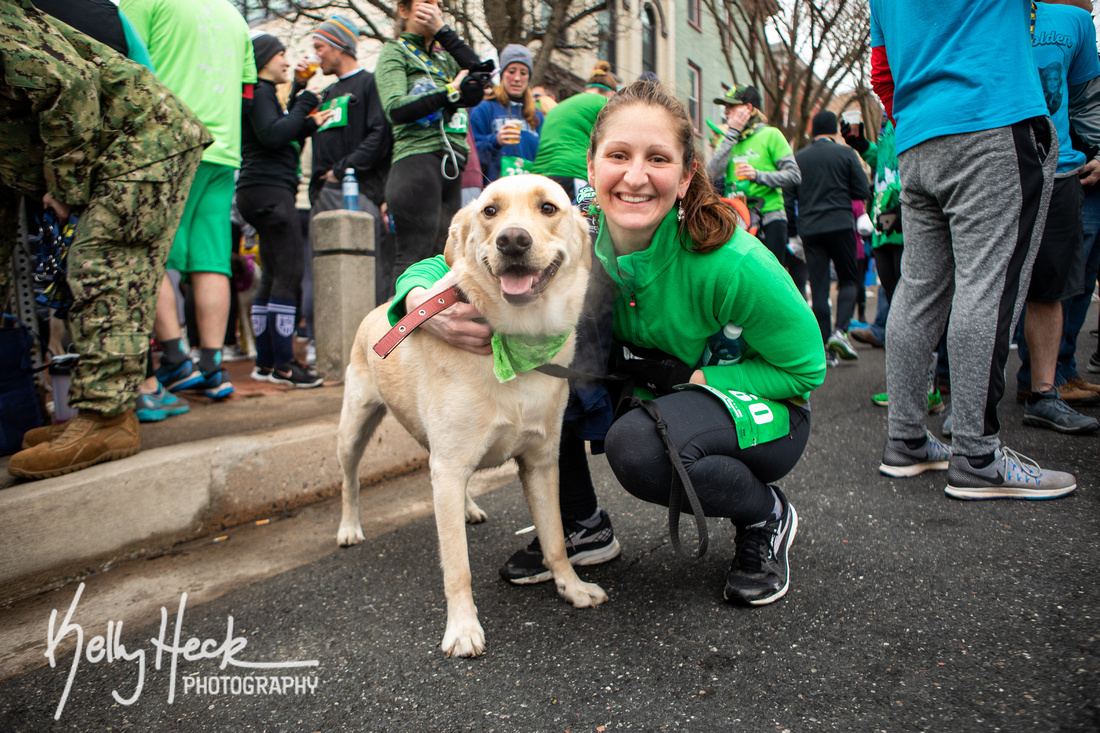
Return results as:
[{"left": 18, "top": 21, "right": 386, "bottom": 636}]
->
[
  {"left": 594, "top": 209, "right": 824, "bottom": 401},
  {"left": 389, "top": 208, "right": 824, "bottom": 403},
  {"left": 375, "top": 31, "right": 471, "bottom": 165}
]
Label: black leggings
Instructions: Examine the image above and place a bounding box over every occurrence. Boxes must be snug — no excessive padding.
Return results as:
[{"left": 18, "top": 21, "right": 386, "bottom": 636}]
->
[
  {"left": 873, "top": 242, "right": 903, "bottom": 303},
  {"left": 804, "top": 227, "right": 859, "bottom": 341},
  {"left": 385, "top": 152, "right": 463, "bottom": 277},
  {"left": 757, "top": 219, "right": 788, "bottom": 268},
  {"left": 603, "top": 390, "right": 811, "bottom": 528},
  {"left": 236, "top": 186, "right": 304, "bottom": 302}
]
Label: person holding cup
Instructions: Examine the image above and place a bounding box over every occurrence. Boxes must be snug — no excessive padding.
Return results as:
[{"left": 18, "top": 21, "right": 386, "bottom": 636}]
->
[
  {"left": 706, "top": 85, "right": 801, "bottom": 269},
  {"left": 470, "top": 44, "right": 545, "bottom": 182}
]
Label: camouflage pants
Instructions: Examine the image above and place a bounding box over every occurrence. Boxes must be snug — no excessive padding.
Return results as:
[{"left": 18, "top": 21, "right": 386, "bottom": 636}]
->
[{"left": 64, "top": 150, "right": 201, "bottom": 416}]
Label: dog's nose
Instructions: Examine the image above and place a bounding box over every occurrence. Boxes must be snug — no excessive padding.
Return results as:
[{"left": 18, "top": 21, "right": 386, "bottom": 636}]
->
[{"left": 496, "top": 227, "right": 533, "bottom": 258}]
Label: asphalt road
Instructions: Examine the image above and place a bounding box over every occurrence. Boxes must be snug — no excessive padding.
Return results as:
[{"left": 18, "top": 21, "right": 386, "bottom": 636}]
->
[{"left": 2, "top": 315, "right": 1098, "bottom": 732}]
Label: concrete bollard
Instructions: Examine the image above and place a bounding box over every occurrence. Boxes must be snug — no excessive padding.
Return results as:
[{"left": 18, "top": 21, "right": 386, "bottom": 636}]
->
[{"left": 311, "top": 210, "right": 376, "bottom": 381}]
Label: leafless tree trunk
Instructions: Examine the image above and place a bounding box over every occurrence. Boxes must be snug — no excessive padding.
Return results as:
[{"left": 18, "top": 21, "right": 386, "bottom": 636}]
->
[{"left": 702, "top": 0, "right": 871, "bottom": 150}]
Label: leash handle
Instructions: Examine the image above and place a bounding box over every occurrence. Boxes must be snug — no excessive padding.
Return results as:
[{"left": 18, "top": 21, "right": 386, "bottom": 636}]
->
[
  {"left": 630, "top": 397, "right": 709, "bottom": 561},
  {"left": 372, "top": 285, "right": 461, "bottom": 358}
]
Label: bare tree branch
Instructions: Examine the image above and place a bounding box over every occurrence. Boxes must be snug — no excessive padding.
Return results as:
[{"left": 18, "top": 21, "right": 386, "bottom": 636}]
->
[{"left": 702, "top": 0, "right": 870, "bottom": 149}]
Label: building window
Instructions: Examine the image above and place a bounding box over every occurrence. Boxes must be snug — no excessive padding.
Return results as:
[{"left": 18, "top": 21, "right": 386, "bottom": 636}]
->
[
  {"left": 687, "top": 61, "right": 702, "bottom": 135},
  {"left": 713, "top": 83, "right": 729, "bottom": 126},
  {"left": 642, "top": 5, "right": 657, "bottom": 75},
  {"left": 687, "top": 0, "right": 701, "bottom": 31}
]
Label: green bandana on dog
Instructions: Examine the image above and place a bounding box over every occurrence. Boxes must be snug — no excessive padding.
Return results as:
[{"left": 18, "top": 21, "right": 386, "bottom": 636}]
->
[{"left": 492, "top": 332, "right": 570, "bottom": 382}]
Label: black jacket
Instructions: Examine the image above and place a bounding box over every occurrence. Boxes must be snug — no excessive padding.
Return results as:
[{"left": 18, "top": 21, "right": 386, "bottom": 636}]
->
[
  {"left": 295, "top": 69, "right": 393, "bottom": 207},
  {"left": 239, "top": 79, "right": 319, "bottom": 193},
  {"left": 792, "top": 137, "right": 870, "bottom": 236}
]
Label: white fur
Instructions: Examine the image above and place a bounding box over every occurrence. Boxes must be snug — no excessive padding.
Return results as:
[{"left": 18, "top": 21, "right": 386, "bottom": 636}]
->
[{"left": 336, "top": 176, "right": 607, "bottom": 658}]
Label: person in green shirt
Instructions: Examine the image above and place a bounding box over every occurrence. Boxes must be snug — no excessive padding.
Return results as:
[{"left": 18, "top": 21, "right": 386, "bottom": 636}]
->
[
  {"left": 390, "top": 80, "right": 825, "bottom": 607},
  {"left": 375, "top": 0, "right": 486, "bottom": 287},
  {"left": 530, "top": 61, "right": 619, "bottom": 201},
  {"left": 706, "top": 85, "right": 801, "bottom": 270}
]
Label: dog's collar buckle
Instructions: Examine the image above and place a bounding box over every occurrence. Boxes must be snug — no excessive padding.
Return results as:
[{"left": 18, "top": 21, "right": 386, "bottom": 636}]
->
[{"left": 373, "top": 285, "right": 462, "bottom": 358}]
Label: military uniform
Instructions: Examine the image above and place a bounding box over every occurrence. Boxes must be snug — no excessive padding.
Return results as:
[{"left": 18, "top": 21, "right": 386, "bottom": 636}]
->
[{"left": 0, "top": 0, "right": 211, "bottom": 417}]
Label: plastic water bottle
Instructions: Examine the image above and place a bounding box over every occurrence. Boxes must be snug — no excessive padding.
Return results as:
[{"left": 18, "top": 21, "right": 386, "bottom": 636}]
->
[
  {"left": 698, "top": 324, "right": 745, "bottom": 367},
  {"left": 410, "top": 77, "right": 442, "bottom": 127},
  {"left": 342, "top": 168, "right": 359, "bottom": 211}
]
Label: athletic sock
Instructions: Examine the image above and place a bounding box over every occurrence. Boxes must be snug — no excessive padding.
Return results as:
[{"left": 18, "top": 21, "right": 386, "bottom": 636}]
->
[
  {"left": 251, "top": 300, "right": 273, "bottom": 367},
  {"left": 889, "top": 436, "right": 928, "bottom": 450},
  {"left": 268, "top": 297, "right": 298, "bottom": 367},
  {"left": 574, "top": 508, "right": 603, "bottom": 528},
  {"left": 161, "top": 338, "right": 188, "bottom": 368},
  {"left": 769, "top": 486, "right": 783, "bottom": 521},
  {"left": 966, "top": 453, "right": 996, "bottom": 470},
  {"left": 197, "top": 347, "right": 222, "bottom": 375}
]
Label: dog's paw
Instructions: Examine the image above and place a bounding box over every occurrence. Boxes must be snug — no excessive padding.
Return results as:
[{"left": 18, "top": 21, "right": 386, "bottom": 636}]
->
[
  {"left": 556, "top": 579, "right": 609, "bottom": 608},
  {"left": 441, "top": 619, "right": 486, "bottom": 658},
  {"left": 464, "top": 499, "right": 488, "bottom": 524},
  {"left": 337, "top": 522, "right": 365, "bottom": 546}
]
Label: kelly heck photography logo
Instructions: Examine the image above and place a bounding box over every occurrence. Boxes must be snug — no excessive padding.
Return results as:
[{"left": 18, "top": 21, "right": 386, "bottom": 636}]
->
[{"left": 46, "top": 583, "right": 320, "bottom": 721}]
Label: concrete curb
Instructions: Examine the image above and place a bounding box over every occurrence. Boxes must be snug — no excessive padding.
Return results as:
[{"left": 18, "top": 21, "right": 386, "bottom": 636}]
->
[{"left": 0, "top": 415, "right": 427, "bottom": 606}]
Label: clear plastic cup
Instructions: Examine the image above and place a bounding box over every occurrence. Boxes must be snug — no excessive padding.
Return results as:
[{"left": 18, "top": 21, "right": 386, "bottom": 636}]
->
[{"left": 296, "top": 53, "right": 321, "bottom": 83}]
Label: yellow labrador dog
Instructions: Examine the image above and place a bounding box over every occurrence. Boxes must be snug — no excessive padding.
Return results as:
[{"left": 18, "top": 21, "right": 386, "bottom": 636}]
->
[{"left": 336, "top": 175, "right": 608, "bottom": 657}]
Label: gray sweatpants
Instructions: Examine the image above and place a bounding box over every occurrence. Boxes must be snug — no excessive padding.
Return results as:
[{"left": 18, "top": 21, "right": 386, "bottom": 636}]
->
[{"left": 886, "top": 118, "right": 1056, "bottom": 457}]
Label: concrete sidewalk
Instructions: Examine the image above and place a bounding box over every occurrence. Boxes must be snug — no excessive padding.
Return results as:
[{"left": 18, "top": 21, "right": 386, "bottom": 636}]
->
[{"left": 0, "top": 358, "right": 428, "bottom": 606}]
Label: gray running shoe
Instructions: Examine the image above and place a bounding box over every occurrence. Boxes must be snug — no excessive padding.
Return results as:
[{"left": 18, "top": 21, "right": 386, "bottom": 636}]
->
[
  {"left": 941, "top": 403, "right": 952, "bottom": 438},
  {"left": 826, "top": 330, "right": 859, "bottom": 361},
  {"left": 1022, "top": 389, "right": 1100, "bottom": 434},
  {"left": 879, "top": 432, "right": 951, "bottom": 477},
  {"left": 945, "top": 446, "right": 1076, "bottom": 500}
]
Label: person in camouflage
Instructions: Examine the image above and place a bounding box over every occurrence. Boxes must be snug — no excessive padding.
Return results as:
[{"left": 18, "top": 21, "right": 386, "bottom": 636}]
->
[{"left": 1, "top": 0, "right": 211, "bottom": 480}]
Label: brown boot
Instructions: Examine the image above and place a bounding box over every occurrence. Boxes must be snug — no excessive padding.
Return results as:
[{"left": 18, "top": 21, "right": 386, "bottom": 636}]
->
[
  {"left": 8, "top": 410, "right": 141, "bottom": 480},
  {"left": 20, "top": 422, "right": 67, "bottom": 450},
  {"left": 1065, "top": 375, "right": 1100, "bottom": 396}
]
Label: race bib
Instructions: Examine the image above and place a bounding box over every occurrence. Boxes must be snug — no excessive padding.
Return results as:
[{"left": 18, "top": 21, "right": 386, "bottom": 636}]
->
[
  {"left": 676, "top": 384, "right": 791, "bottom": 449},
  {"left": 445, "top": 108, "right": 469, "bottom": 134},
  {"left": 500, "top": 156, "right": 531, "bottom": 177},
  {"left": 316, "top": 95, "right": 351, "bottom": 132}
]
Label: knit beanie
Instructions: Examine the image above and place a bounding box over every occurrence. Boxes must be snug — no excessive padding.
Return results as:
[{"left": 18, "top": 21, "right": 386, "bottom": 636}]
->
[
  {"left": 499, "top": 44, "right": 533, "bottom": 75},
  {"left": 811, "top": 110, "right": 838, "bottom": 136},
  {"left": 250, "top": 31, "right": 286, "bottom": 72},
  {"left": 313, "top": 15, "right": 359, "bottom": 58},
  {"left": 586, "top": 61, "right": 618, "bottom": 92}
]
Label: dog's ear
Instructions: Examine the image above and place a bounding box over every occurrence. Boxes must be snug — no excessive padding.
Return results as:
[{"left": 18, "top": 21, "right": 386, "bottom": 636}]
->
[{"left": 445, "top": 203, "right": 475, "bottom": 268}]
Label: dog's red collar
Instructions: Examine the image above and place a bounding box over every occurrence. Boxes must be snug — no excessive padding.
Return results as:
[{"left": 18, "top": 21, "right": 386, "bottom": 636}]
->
[{"left": 373, "top": 285, "right": 462, "bottom": 358}]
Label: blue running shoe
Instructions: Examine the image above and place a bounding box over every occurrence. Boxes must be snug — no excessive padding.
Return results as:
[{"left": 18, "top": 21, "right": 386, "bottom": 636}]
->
[
  {"left": 134, "top": 393, "right": 168, "bottom": 422},
  {"left": 155, "top": 358, "right": 204, "bottom": 393},
  {"left": 134, "top": 384, "right": 190, "bottom": 423},
  {"left": 198, "top": 367, "right": 234, "bottom": 400}
]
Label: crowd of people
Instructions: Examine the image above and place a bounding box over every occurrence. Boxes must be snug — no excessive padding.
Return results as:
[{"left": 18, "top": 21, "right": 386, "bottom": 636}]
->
[{"left": 2, "top": 0, "right": 1098, "bottom": 606}]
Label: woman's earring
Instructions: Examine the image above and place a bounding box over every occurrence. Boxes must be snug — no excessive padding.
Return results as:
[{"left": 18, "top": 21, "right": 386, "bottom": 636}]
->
[{"left": 677, "top": 199, "right": 685, "bottom": 222}]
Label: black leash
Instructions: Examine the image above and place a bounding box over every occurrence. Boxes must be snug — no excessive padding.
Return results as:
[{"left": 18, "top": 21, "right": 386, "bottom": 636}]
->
[{"left": 629, "top": 396, "right": 709, "bottom": 561}]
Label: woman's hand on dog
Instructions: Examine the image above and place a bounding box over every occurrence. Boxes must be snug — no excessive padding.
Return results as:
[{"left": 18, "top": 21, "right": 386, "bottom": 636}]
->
[{"left": 406, "top": 274, "right": 494, "bottom": 355}]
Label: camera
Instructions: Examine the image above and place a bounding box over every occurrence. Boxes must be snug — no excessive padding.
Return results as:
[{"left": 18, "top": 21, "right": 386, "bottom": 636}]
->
[{"left": 467, "top": 59, "right": 495, "bottom": 88}]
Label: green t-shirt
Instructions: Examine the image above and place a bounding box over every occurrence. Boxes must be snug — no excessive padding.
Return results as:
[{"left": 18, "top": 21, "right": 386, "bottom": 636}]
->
[
  {"left": 121, "top": 0, "right": 256, "bottom": 169},
  {"left": 530, "top": 92, "right": 607, "bottom": 180},
  {"left": 723, "top": 125, "right": 792, "bottom": 214}
]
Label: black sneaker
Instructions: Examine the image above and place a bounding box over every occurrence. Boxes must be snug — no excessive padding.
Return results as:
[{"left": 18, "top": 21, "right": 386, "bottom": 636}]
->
[
  {"left": 724, "top": 486, "right": 797, "bottom": 606},
  {"left": 499, "top": 509, "right": 621, "bottom": 584},
  {"left": 270, "top": 360, "right": 323, "bottom": 389}
]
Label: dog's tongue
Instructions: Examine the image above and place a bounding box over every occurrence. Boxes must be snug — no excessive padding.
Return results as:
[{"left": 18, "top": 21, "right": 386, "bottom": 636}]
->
[{"left": 500, "top": 272, "right": 536, "bottom": 295}]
